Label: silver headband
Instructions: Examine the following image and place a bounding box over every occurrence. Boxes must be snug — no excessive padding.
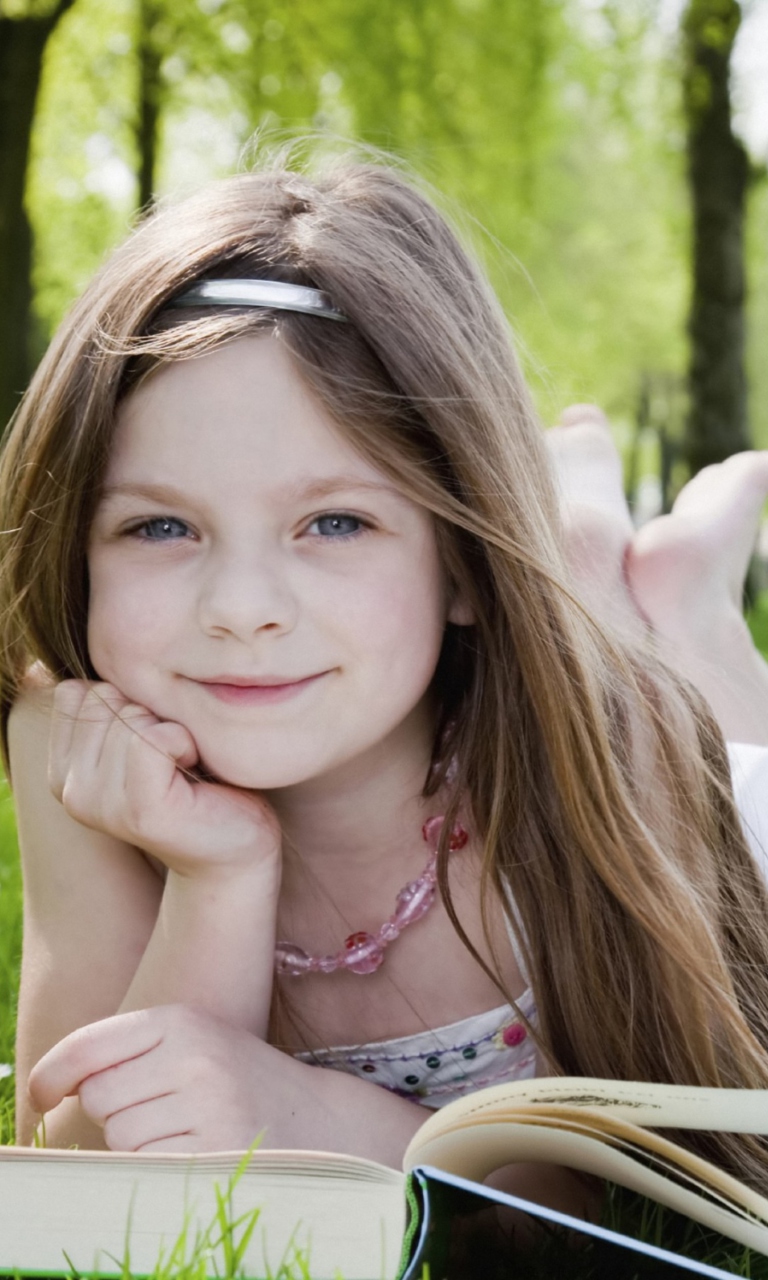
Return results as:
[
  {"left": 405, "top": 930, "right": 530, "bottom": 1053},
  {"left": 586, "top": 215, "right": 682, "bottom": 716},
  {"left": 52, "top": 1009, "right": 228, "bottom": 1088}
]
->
[{"left": 169, "top": 279, "right": 348, "bottom": 323}]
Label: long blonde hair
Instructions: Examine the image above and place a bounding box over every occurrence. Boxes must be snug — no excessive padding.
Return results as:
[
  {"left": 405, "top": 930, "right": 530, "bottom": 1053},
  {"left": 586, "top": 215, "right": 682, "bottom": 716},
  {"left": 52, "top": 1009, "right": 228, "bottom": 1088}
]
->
[{"left": 3, "top": 148, "right": 768, "bottom": 1187}]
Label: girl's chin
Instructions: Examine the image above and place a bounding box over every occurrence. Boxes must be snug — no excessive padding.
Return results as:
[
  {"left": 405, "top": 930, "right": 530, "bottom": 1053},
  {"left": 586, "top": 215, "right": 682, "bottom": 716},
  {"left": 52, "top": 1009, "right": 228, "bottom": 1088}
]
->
[{"left": 193, "top": 750, "right": 321, "bottom": 792}]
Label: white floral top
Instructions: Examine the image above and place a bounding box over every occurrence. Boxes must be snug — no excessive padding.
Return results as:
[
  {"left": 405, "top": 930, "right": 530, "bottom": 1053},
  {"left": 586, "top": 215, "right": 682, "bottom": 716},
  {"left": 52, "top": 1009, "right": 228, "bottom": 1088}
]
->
[
  {"left": 294, "top": 988, "right": 537, "bottom": 1108},
  {"left": 296, "top": 742, "right": 768, "bottom": 1108}
]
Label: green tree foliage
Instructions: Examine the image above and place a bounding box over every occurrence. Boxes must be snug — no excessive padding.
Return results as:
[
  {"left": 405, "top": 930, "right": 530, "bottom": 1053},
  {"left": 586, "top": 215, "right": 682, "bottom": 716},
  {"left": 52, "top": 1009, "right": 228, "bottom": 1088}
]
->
[
  {"left": 16, "top": 0, "right": 768, "bottom": 445},
  {"left": 0, "top": 0, "right": 76, "bottom": 429}
]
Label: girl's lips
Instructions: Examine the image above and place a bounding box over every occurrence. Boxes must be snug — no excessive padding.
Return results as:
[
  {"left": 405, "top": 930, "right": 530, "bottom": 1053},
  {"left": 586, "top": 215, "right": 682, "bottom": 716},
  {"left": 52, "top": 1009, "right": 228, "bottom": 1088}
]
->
[{"left": 196, "top": 672, "right": 328, "bottom": 705}]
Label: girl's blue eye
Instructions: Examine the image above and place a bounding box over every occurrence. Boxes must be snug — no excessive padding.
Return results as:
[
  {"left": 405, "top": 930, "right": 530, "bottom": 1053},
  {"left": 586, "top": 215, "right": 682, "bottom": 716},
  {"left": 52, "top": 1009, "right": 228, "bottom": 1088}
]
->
[
  {"left": 133, "top": 517, "right": 190, "bottom": 541},
  {"left": 309, "top": 514, "right": 366, "bottom": 540}
]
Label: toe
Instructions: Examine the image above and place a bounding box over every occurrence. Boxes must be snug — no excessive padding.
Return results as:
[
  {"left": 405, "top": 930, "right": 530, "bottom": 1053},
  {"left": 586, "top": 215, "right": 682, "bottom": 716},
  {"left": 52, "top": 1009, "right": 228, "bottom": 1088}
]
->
[{"left": 558, "top": 404, "right": 611, "bottom": 430}]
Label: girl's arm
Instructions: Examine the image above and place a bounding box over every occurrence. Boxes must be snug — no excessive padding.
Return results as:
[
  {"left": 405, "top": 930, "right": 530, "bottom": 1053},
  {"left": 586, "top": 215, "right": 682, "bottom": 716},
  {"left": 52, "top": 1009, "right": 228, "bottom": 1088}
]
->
[
  {"left": 27, "top": 1004, "right": 428, "bottom": 1162},
  {"left": 9, "top": 675, "right": 163, "bottom": 1147},
  {"left": 44, "top": 678, "right": 283, "bottom": 1038},
  {"left": 10, "top": 675, "right": 280, "bottom": 1148}
]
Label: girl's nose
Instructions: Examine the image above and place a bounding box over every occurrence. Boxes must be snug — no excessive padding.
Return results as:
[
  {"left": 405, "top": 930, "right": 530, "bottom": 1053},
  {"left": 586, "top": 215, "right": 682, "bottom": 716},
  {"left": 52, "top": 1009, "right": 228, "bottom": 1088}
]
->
[{"left": 196, "top": 550, "right": 299, "bottom": 640}]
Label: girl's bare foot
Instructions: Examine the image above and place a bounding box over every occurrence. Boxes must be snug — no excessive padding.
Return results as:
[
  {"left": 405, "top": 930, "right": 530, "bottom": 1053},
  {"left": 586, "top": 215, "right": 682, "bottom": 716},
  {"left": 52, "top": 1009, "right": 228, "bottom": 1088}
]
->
[
  {"left": 546, "top": 405, "right": 644, "bottom": 642},
  {"left": 547, "top": 409, "right": 768, "bottom": 744},
  {"left": 627, "top": 452, "right": 768, "bottom": 645},
  {"left": 626, "top": 451, "right": 768, "bottom": 745}
]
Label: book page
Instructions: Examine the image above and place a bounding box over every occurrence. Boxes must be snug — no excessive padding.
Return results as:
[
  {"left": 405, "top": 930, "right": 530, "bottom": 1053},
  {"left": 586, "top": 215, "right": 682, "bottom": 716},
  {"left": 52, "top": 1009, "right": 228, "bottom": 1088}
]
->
[
  {"left": 0, "top": 1149, "right": 405, "bottom": 1280},
  {"left": 406, "top": 1119, "right": 768, "bottom": 1254},
  {"left": 408, "top": 1076, "right": 768, "bottom": 1136}
]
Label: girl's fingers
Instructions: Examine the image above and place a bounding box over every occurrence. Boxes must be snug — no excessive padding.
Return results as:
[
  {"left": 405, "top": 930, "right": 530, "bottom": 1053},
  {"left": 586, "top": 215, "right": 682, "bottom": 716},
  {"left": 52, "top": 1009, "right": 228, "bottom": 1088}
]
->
[
  {"left": 94, "top": 706, "right": 190, "bottom": 809},
  {"left": 72, "top": 687, "right": 155, "bottom": 779},
  {"left": 78, "top": 1049, "right": 174, "bottom": 1128},
  {"left": 49, "top": 681, "right": 196, "bottom": 842},
  {"left": 101, "top": 1094, "right": 192, "bottom": 1153},
  {"left": 134, "top": 1132, "right": 204, "bottom": 1153},
  {"left": 97, "top": 717, "right": 200, "bottom": 842},
  {"left": 49, "top": 681, "right": 133, "bottom": 802},
  {"left": 27, "top": 1009, "right": 165, "bottom": 1114},
  {"left": 48, "top": 680, "right": 95, "bottom": 800},
  {"left": 122, "top": 718, "right": 199, "bottom": 775}
]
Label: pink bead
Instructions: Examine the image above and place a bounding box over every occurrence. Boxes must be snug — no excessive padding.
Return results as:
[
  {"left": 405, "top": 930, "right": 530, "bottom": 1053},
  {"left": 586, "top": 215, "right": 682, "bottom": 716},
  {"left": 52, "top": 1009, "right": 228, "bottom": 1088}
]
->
[
  {"left": 421, "top": 816, "right": 468, "bottom": 854},
  {"left": 394, "top": 877, "right": 436, "bottom": 927},
  {"left": 448, "top": 822, "right": 468, "bottom": 851},
  {"left": 422, "top": 816, "right": 444, "bottom": 851},
  {"left": 343, "top": 931, "right": 385, "bottom": 975},
  {"left": 275, "top": 943, "right": 313, "bottom": 976},
  {"left": 502, "top": 1022, "right": 527, "bottom": 1048},
  {"left": 275, "top": 812, "right": 458, "bottom": 978}
]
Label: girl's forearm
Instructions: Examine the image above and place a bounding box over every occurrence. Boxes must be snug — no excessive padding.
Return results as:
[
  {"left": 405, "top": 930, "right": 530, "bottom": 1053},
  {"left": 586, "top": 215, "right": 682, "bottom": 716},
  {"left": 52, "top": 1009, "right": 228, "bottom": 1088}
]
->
[
  {"left": 272, "top": 1059, "right": 428, "bottom": 1168},
  {"left": 117, "top": 861, "right": 281, "bottom": 1037}
]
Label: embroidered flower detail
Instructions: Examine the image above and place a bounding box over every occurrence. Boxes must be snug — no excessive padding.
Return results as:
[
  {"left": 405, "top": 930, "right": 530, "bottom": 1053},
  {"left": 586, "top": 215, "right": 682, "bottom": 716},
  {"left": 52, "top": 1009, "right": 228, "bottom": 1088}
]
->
[{"left": 493, "top": 1020, "right": 527, "bottom": 1049}]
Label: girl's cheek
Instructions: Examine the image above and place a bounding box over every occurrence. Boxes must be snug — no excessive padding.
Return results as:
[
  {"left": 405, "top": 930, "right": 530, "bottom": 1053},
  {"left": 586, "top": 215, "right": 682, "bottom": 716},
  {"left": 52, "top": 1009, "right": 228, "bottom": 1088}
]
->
[{"left": 87, "top": 576, "right": 177, "bottom": 682}]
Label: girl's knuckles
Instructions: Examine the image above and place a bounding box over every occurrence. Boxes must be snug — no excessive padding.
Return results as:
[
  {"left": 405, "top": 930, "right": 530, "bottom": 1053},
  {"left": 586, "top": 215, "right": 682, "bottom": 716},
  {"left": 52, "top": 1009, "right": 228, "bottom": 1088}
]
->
[
  {"left": 82, "top": 688, "right": 124, "bottom": 718},
  {"left": 47, "top": 769, "right": 65, "bottom": 803},
  {"left": 53, "top": 680, "right": 87, "bottom": 711},
  {"left": 123, "top": 796, "right": 154, "bottom": 840},
  {"left": 78, "top": 1075, "right": 111, "bottom": 1124},
  {"left": 60, "top": 780, "right": 97, "bottom": 826},
  {"left": 119, "top": 715, "right": 160, "bottom": 745}
]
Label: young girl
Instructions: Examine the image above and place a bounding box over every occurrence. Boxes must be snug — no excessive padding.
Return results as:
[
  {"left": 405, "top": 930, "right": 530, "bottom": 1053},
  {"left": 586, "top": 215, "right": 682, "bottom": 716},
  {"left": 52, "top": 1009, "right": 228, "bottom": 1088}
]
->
[{"left": 3, "top": 155, "right": 768, "bottom": 1204}]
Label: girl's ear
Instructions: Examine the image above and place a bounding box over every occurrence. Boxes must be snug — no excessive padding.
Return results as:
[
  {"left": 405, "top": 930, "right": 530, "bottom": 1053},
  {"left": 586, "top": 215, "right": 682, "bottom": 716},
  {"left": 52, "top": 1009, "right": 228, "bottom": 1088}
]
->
[{"left": 447, "top": 589, "right": 475, "bottom": 627}]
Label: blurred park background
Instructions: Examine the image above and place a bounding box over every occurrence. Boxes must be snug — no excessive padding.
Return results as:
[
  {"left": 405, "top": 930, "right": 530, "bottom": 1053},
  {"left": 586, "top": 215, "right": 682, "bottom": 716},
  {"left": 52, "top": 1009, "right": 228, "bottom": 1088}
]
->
[
  {"left": 2, "top": 0, "right": 768, "bottom": 501},
  {"left": 1, "top": 0, "right": 768, "bottom": 1134}
]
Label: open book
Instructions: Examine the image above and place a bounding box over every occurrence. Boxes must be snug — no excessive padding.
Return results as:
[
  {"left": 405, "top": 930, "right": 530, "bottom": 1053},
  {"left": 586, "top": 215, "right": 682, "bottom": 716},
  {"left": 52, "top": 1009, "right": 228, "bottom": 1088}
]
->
[{"left": 3, "top": 1076, "right": 768, "bottom": 1279}]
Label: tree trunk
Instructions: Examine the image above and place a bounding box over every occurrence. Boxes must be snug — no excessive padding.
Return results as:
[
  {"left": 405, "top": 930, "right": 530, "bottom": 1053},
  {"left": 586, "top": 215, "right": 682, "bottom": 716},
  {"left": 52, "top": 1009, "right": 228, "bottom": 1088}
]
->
[
  {"left": 682, "top": 0, "right": 750, "bottom": 475},
  {"left": 137, "top": 0, "right": 162, "bottom": 212},
  {"left": 0, "top": 3, "right": 75, "bottom": 432}
]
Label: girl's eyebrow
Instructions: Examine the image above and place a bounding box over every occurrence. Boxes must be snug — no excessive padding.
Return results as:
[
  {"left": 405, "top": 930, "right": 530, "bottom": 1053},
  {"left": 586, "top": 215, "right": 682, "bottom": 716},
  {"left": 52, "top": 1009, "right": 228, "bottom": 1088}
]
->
[{"left": 100, "top": 475, "right": 401, "bottom": 505}]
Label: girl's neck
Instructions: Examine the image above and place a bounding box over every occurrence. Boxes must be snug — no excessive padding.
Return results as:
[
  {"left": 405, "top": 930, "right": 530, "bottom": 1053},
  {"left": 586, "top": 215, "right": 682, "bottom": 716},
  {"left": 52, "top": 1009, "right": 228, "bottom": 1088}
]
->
[{"left": 265, "top": 698, "right": 449, "bottom": 891}]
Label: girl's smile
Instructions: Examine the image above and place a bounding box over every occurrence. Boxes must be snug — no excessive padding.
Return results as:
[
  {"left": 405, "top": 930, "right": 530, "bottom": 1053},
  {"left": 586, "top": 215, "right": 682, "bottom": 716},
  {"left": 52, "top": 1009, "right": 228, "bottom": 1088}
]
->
[
  {"left": 86, "top": 334, "right": 472, "bottom": 794},
  {"left": 192, "top": 670, "right": 332, "bottom": 705}
]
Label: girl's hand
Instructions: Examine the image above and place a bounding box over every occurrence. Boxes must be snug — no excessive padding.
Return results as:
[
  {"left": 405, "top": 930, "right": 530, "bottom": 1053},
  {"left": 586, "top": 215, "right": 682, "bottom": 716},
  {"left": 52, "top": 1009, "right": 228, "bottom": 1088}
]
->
[
  {"left": 26, "top": 1005, "right": 424, "bottom": 1160},
  {"left": 28, "top": 1005, "right": 280, "bottom": 1152},
  {"left": 48, "top": 680, "right": 282, "bottom": 881}
]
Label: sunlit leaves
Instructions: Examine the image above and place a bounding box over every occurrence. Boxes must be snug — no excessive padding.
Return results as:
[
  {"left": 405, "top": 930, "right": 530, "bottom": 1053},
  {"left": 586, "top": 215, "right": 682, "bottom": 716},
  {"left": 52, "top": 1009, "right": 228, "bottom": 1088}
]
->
[{"left": 21, "top": 0, "right": 768, "bottom": 443}]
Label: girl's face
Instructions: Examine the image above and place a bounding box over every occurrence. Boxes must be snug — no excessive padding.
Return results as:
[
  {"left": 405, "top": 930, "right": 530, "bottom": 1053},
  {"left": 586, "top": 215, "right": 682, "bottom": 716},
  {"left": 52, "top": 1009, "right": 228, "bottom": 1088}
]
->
[{"left": 87, "top": 335, "right": 471, "bottom": 790}]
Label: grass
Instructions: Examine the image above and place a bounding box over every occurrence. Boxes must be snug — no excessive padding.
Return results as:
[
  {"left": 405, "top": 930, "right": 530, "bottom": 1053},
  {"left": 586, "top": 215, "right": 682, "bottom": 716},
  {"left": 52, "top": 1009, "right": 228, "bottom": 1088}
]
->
[
  {"left": 0, "top": 771, "right": 20, "bottom": 1146},
  {"left": 0, "top": 599, "right": 766, "bottom": 1275},
  {"left": 749, "top": 590, "right": 768, "bottom": 657}
]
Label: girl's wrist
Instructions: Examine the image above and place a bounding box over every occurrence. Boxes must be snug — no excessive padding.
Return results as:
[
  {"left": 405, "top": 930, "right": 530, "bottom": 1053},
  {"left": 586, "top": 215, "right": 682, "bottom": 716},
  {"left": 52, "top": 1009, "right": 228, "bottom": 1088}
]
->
[
  {"left": 120, "top": 866, "right": 279, "bottom": 1035},
  {"left": 165, "top": 846, "right": 282, "bottom": 891}
]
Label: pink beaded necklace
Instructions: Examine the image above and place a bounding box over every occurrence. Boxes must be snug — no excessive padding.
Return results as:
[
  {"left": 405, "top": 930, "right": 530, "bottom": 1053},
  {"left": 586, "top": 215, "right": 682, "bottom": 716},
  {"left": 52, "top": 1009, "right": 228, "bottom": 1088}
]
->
[{"left": 275, "top": 815, "right": 468, "bottom": 977}]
